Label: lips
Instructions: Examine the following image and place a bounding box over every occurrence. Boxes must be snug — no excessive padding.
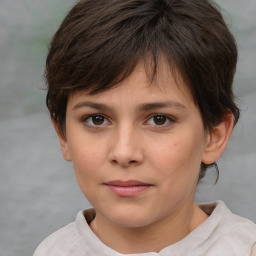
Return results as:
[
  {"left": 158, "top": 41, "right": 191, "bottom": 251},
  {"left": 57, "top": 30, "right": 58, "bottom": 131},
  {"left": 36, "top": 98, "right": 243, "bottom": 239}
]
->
[
  {"left": 106, "top": 180, "right": 150, "bottom": 186},
  {"left": 104, "top": 180, "right": 152, "bottom": 197}
]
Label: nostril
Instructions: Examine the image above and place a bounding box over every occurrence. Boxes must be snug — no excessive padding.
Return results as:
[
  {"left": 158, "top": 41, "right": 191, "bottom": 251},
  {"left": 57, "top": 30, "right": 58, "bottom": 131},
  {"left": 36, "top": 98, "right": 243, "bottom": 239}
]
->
[
  {"left": 111, "top": 159, "right": 137, "bottom": 165},
  {"left": 110, "top": 158, "right": 139, "bottom": 167},
  {"left": 111, "top": 159, "right": 118, "bottom": 164}
]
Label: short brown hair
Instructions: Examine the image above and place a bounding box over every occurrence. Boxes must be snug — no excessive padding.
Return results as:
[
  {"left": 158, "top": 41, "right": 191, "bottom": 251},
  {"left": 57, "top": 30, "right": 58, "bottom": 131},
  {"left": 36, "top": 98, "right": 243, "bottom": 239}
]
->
[{"left": 45, "top": 0, "right": 240, "bottom": 179}]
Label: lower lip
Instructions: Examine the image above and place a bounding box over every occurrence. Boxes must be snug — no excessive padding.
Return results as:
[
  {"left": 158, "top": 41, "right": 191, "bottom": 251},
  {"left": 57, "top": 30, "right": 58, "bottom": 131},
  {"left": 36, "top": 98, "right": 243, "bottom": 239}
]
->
[{"left": 106, "top": 185, "right": 151, "bottom": 197}]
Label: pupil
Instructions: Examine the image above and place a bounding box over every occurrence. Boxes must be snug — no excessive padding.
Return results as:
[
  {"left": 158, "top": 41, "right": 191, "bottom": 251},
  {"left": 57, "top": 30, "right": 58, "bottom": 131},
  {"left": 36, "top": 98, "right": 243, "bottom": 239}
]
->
[
  {"left": 92, "top": 115, "right": 104, "bottom": 125},
  {"left": 154, "top": 115, "right": 166, "bottom": 125}
]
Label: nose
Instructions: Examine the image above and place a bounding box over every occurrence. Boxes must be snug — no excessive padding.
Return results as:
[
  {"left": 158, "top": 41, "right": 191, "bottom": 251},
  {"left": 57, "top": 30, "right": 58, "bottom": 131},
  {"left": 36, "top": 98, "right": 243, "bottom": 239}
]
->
[{"left": 108, "top": 124, "right": 144, "bottom": 168}]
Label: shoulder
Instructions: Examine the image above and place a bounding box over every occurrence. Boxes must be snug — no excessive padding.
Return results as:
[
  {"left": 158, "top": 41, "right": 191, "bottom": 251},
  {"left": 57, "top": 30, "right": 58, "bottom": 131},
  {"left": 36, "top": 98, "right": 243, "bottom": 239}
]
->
[
  {"left": 33, "top": 209, "right": 96, "bottom": 256},
  {"left": 214, "top": 201, "right": 256, "bottom": 238},
  {"left": 33, "top": 222, "right": 81, "bottom": 256},
  {"left": 199, "top": 201, "right": 256, "bottom": 255}
]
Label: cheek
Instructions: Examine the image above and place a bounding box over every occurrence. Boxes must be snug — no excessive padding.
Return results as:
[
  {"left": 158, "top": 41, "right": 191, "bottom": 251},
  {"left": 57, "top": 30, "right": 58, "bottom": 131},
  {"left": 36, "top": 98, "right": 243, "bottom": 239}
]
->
[
  {"left": 70, "top": 145, "right": 105, "bottom": 199},
  {"left": 68, "top": 137, "right": 107, "bottom": 178},
  {"left": 148, "top": 133, "right": 203, "bottom": 179}
]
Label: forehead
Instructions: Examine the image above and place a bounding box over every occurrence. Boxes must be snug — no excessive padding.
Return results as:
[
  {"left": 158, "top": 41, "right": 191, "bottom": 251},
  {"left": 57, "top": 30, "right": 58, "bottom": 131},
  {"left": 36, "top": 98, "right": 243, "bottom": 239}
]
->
[{"left": 68, "top": 60, "right": 193, "bottom": 106}]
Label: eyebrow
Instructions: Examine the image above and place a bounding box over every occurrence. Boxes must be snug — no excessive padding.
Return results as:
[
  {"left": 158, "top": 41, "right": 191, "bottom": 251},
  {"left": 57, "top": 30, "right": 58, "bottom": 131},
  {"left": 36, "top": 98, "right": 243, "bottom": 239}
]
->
[
  {"left": 72, "top": 100, "right": 186, "bottom": 112},
  {"left": 72, "top": 101, "right": 111, "bottom": 111},
  {"left": 138, "top": 101, "right": 186, "bottom": 112}
]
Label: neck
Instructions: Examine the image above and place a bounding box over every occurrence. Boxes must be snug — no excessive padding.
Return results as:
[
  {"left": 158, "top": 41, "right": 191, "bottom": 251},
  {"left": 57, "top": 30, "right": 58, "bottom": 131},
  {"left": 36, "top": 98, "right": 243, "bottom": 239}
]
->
[{"left": 90, "top": 202, "right": 208, "bottom": 254}]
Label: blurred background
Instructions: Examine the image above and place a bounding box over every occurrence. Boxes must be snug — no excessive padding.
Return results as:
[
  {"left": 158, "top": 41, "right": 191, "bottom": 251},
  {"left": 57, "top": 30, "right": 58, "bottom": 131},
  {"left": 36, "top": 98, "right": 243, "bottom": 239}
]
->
[{"left": 0, "top": 0, "right": 255, "bottom": 255}]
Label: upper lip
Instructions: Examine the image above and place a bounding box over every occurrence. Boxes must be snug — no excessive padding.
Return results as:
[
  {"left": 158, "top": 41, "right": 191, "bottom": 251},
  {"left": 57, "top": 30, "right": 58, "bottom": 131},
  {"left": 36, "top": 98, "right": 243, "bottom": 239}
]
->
[{"left": 104, "top": 180, "right": 151, "bottom": 186}]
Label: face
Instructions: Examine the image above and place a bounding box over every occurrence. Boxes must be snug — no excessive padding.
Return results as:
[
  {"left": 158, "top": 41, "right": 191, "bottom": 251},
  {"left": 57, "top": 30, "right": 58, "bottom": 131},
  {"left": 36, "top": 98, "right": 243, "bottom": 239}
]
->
[{"left": 59, "top": 62, "right": 212, "bottom": 229}]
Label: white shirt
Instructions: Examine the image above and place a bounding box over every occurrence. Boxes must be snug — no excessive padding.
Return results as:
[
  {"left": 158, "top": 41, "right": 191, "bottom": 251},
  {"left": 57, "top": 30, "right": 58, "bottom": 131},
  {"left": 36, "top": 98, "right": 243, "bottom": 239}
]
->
[{"left": 33, "top": 201, "right": 256, "bottom": 256}]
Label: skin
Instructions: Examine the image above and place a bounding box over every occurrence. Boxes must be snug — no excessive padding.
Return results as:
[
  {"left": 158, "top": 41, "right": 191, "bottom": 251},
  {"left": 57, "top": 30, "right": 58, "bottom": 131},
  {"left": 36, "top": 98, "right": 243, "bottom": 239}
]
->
[{"left": 54, "top": 61, "right": 234, "bottom": 254}]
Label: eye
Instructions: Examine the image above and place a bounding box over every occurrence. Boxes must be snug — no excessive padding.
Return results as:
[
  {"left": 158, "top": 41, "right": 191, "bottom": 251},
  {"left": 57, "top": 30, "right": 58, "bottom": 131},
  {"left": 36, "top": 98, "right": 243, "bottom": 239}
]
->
[
  {"left": 83, "top": 114, "right": 110, "bottom": 127},
  {"left": 147, "top": 114, "right": 174, "bottom": 127}
]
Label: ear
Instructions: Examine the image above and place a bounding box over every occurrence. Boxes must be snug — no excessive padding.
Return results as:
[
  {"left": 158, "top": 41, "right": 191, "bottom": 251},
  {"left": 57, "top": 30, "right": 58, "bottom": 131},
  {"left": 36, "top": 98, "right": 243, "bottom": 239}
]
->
[
  {"left": 202, "top": 113, "right": 234, "bottom": 165},
  {"left": 52, "top": 119, "right": 72, "bottom": 162}
]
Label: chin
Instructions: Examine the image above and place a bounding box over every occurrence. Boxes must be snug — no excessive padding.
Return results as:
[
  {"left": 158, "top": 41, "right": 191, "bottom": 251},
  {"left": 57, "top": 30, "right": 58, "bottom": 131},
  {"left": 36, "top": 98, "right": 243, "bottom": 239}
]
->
[{"left": 104, "top": 209, "right": 157, "bottom": 229}]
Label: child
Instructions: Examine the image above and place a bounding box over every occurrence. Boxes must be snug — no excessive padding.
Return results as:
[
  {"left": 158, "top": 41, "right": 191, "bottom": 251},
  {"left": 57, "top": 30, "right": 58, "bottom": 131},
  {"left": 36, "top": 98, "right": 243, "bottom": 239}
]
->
[{"left": 34, "top": 0, "right": 256, "bottom": 255}]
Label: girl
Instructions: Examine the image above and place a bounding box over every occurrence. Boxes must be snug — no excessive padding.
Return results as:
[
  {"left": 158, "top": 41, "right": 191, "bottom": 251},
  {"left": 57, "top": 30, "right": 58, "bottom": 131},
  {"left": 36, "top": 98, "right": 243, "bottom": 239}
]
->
[{"left": 34, "top": 0, "right": 256, "bottom": 255}]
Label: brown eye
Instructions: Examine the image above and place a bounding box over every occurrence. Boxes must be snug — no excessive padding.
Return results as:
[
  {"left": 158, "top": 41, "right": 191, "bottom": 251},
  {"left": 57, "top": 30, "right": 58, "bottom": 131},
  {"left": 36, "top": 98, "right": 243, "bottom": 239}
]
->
[
  {"left": 92, "top": 115, "right": 105, "bottom": 125},
  {"left": 147, "top": 114, "right": 174, "bottom": 127},
  {"left": 84, "top": 114, "right": 109, "bottom": 127},
  {"left": 153, "top": 115, "right": 167, "bottom": 125}
]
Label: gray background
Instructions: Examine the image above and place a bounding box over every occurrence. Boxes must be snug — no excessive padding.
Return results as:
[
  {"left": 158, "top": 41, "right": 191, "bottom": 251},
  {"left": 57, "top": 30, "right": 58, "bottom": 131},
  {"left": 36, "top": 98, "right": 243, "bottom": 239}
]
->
[{"left": 0, "top": 0, "right": 255, "bottom": 255}]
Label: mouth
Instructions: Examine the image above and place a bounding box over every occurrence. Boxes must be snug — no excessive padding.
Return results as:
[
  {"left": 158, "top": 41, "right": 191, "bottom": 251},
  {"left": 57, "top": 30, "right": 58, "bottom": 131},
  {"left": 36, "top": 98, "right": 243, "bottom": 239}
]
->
[{"left": 103, "top": 180, "right": 152, "bottom": 197}]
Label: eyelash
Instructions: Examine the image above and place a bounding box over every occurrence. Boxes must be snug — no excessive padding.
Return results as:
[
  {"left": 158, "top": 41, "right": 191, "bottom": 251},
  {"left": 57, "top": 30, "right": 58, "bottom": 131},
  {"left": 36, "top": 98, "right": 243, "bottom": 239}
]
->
[
  {"left": 82, "top": 114, "right": 111, "bottom": 128},
  {"left": 146, "top": 114, "right": 176, "bottom": 128},
  {"left": 81, "top": 113, "right": 176, "bottom": 129}
]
